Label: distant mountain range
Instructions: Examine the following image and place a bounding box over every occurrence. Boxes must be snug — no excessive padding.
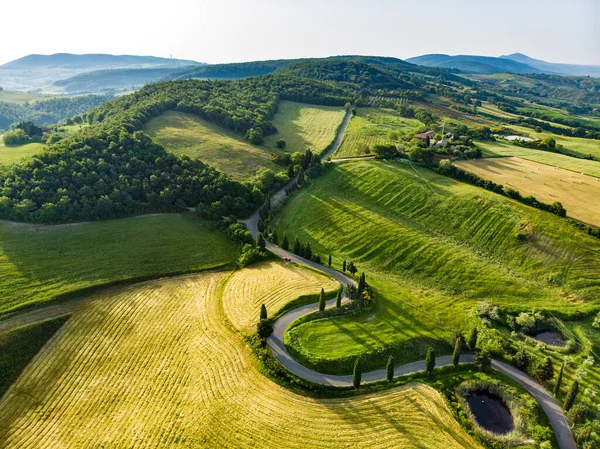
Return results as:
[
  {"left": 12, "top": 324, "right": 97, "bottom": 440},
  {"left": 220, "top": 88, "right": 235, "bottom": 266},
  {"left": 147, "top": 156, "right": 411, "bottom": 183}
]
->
[
  {"left": 0, "top": 53, "right": 203, "bottom": 92},
  {"left": 406, "top": 53, "right": 600, "bottom": 77}
]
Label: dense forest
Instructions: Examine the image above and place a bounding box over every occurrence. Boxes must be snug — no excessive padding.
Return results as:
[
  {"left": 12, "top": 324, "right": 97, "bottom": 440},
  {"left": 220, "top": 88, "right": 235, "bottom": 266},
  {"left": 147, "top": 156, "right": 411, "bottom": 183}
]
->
[
  {"left": 0, "top": 95, "right": 112, "bottom": 132},
  {"left": 0, "top": 75, "right": 352, "bottom": 223}
]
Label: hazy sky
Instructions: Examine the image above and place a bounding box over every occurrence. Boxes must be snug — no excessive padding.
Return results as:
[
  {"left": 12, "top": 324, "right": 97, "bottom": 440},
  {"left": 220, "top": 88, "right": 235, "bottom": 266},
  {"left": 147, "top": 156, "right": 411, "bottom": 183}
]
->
[{"left": 1, "top": 0, "right": 599, "bottom": 66}]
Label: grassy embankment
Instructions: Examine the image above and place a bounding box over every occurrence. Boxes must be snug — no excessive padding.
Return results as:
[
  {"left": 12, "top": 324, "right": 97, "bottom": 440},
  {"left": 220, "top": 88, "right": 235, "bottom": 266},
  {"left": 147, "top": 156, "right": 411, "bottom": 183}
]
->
[
  {"left": 274, "top": 160, "right": 600, "bottom": 374},
  {"left": 0, "top": 138, "right": 45, "bottom": 165},
  {"left": 0, "top": 214, "right": 236, "bottom": 317},
  {"left": 455, "top": 156, "right": 600, "bottom": 227},
  {"left": 334, "top": 107, "right": 423, "bottom": 158},
  {"left": 0, "top": 265, "right": 482, "bottom": 449},
  {"left": 145, "top": 101, "right": 345, "bottom": 179}
]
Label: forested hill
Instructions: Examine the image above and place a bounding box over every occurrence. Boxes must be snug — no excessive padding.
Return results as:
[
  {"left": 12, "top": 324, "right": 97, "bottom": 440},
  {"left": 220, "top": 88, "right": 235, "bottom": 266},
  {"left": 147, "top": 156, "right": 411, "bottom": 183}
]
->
[
  {"left": 0, "top": 95, "right": 112, "bottom": 132},
  {"left": 0, "top": 75, "right": 352, "bottom": 224}
]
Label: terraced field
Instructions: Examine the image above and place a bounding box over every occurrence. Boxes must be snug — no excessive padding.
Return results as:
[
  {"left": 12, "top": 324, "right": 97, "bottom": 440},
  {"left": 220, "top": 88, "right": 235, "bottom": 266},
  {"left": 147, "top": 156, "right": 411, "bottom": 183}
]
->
[
  {"left": 477, "top": 139, "right": 600, "bottom": 178},
  {"left": 334, "top": 108, "right": 423, "bottom": 158},
  {"left": 223, "top": 260, "right": 338, "bottom": 334},
  {"left": 276, "top": 160, "right": 600, "bottom": 373},
  {"left": 0, "top": 269, "right": 481, "bottom": 449},
  {"left": 0, "top": 139, "right": 45, "bottom": 165},
  {"left": 145, "top": 102, "right": 345, "bottom": 179},
  {"left": 455, "top": 157, "right": 600, "bottom": 227},
  {"left": 0, "top": 214, "right": 236, "bottom": 316}
]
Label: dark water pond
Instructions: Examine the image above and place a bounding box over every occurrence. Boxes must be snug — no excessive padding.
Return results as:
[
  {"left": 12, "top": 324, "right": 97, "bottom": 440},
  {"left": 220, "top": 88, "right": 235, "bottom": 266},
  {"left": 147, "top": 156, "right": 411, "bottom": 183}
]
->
[
  {"left": 466, "top": 392, "right": 514, "bottom": 435},
  {"left": 533, "top": 330, "right": 566, "bottom": 347}
]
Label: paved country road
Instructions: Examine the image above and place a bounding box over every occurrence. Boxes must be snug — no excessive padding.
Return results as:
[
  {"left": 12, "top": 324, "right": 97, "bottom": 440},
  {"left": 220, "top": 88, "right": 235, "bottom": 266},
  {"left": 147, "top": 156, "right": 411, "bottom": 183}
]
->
[
  {"left": 0, "top": 106, "right": 575, "bottom": 449},
  {"left": 246, "top": 107, "right": 576, "bottom": 449}
]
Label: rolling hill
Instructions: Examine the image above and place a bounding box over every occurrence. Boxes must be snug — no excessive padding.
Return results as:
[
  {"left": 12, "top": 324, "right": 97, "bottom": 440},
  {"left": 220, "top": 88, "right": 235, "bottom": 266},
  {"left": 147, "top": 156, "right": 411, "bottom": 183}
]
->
[
  {"left": 0, "top": 53, "right": 202, "bottom": 92},
  {"left": 501, "top": 53, "right": 600, "bottom": 77},
  {"left": 406, "top": 54, "right": 543, "bottom": 74}
]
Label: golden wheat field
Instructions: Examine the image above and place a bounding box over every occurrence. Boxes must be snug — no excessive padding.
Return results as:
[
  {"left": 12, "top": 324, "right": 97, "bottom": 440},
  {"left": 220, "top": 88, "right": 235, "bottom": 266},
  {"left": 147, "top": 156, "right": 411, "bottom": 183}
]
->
[
  {"left": 0, "top": 265, "right": 481, "bottom": 449},
  {"left": 222, "top": 261, "right": 339, "bottom": 333}
]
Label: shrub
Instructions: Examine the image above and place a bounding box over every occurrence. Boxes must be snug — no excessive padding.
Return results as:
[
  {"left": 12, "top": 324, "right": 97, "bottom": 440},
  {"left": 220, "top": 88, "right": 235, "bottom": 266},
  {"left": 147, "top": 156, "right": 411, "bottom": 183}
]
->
[
  {"left": 530, "top": 357, "right": 554, "bottom": 382},
  {"left": 567, "top": 404, "right": 587, "bottom": 425},
  {"left": 2, "top": 128, "right": 29, "bottom": 145},
  {"left": 275, "top": 139, "right": 286, "bottom": 149},
  {"left": 513, "top": 348, "right": 530, "bottom": 371},
  {"left": 425, "top": 347, "right": 436, "bottom": 374},
  {"left": 474, "top": 351, "right": 491, "bottom": 370}
]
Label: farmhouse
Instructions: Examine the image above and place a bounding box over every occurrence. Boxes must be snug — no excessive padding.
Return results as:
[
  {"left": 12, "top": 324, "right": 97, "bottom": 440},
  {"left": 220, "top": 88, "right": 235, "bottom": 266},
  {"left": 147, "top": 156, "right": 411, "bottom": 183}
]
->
[{"left": 413, "top": 131, "right": 436, "bottom": 141}]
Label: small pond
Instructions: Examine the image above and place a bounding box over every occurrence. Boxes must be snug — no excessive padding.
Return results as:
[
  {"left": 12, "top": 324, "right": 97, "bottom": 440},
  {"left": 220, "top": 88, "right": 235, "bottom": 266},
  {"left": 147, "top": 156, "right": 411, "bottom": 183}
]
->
[
  {"left": 466, "top": 392, "right": 514, "bottom": 435},
  {"left": 533, "top": 330, "right": 566, "bottom": 347},
  {"left": 504, "top": 135, "right": 534, "bottom": 142}
]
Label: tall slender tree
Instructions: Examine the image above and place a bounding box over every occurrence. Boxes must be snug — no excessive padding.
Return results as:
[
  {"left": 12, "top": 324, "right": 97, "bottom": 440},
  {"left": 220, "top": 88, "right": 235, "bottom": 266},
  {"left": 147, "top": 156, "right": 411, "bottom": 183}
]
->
[
  {"left": 342, "top": 260, "right": 347, "bottom": 272},
  {"left": 328, "top": 254, "right": 332, "bottom": 267},
  {"left": 293, "top": 237, "right": 301, "bottom": 255},
  {"left": 467, "top": 327, "right": 478, "bottom": 351},
  {"left": 319, "top": 288, "right": 326, "bottom": 312},
  {"left": 554, "top": 361, "right": 565, "bottom": 397},
  {"left": 353, "top": 358, "right": 362, "bottom": 389},
  {"left": 281, "top": 233, "right": 289, "bottom": 250},
  {"left": 425, "top": 347, "right": 436, "bottom": 375},
  {"left": 564, "top": 380, "right": 579, "bottom": 411},
  {"left": 358, "top": 272, "right": 366, "bottom": 294},
  {"left": 257, "top": 233, "right": 266, "bottom": 251},
  {"left": 260, "top": 304, "right": 267, "bottom": 320},
  {"left": 386, "top": 356, "right": 394, "bottom": 382},
  {"left": 271, "top": 229, "right": 278, "bottom": 246},
  {"left": 336, "top": 290, "right": 342, "bottom": 308},
  {"left": 452, "top": 336, "right": 462, "bottom": 368}
]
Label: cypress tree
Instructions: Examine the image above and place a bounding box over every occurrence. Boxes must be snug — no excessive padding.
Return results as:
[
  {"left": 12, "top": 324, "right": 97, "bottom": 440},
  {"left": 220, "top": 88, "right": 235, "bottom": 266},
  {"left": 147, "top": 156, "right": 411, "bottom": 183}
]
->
[
  {"left": 353, "top": 358, "right": 362, "bottom": 389},
  {"left": 564, "top": 380, "right": 579, "bottom": 411},
  {"left": 271, "top": 229, "right": 278, "bottom": 246},
  {"left": 281, "top": 233, "right": 289, "bottom": 250},
  {"left": 467, "top": 327, "right": 478, "bottom": 351},
  {"left": 287, "top": 164, "right": 295, "bottom": 179},
  {"left": 342, "top": 260, "right": 347, "bottom": 272},
  {"left": 554, "top": 361, "right": 565, "bottom": 397},
  {"left": 257, "top": 233, "right": 266, "bottom": 251},
  {"left": 319, "top": 288, "right": 326, "bottom": 312},
  {"left": 328, "top": 254, "right": 332, "bottom": 266},
  {"left": 336, "top": 290, "right": 342, "bottom": 308},
  {"left": 293, "top": 237, "right": 301, "bottom": 255},
  {"left": 305, "top": 243, "right": 312, "bottom": 260},
  {"left": 260, "top": 304, "right": 267, "bottom": 320},
  {"left": 358, "top": 272, "right": 366, "bottom": 294},
  {"left": 452, "top": 337, "right": 462, "bottom": 368},
  {"left": 425, "top": 347, "right": 436, "bottom": 375},
  {"left": 386, "top": 356, "right": 394, "bottom": 382}
]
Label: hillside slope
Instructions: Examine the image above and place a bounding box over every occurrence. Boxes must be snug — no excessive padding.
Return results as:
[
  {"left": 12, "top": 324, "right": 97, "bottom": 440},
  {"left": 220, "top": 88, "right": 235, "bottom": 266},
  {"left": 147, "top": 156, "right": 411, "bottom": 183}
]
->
[{"left": 406, "top": 54, "right": 543, "bottom": 74}]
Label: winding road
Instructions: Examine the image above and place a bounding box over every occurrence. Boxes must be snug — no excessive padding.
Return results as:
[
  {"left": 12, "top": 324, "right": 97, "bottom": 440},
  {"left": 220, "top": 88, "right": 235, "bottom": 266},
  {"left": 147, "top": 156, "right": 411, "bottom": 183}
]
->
[
  {"left": 246, "top": 107, "right": 576, "bottom": 449},
  {"left": 0, "top": 105, "right": 575, "bottom": 448}
]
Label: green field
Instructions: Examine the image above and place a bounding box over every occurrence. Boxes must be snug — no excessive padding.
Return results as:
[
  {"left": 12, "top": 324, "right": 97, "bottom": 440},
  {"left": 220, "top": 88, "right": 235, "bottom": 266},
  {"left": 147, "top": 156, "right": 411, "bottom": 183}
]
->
[
  {"left": 0, "top": 91, "right": 46, "bottom": 105},
  {"left": 0, "top": 214, "right": 236, "bottom": 316},
  {"left": 263, "top": 100, "right": 346, "bottom": 155},
  {"left": 0, "top": 139, "right": 45, "bottom": 165},
  {"left": 145, "top": 102, "right": 345, "bottom": 179},
  {"left": 0, "top": 268, "right": 481, "bottom": 449},
  {"left": 275, "top": 160, "right": 600, "bottom": 373},
  {"left": 477, "top": 139, "right": 600, "bottom": 178},
  {"left": 334, "top": 108, "right": 424, "bottom": 158}
]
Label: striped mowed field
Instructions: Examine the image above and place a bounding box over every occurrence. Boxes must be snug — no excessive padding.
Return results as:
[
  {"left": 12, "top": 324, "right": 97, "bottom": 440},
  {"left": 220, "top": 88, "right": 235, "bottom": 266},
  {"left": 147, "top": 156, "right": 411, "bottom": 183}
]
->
[{"left": 0, "top": 266, "right": 481, "bottom": 449}]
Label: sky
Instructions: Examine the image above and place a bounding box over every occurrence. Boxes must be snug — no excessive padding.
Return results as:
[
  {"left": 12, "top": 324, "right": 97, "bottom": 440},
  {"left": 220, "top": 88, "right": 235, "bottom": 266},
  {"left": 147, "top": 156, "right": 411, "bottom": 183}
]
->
[{"left": 1, "top": 0, "right": 599, "bottom": 66}]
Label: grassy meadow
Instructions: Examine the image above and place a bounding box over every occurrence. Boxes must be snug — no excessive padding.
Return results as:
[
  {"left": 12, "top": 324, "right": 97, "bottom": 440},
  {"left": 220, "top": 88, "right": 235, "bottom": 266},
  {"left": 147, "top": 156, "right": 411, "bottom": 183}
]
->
[
  {"left": 145, "top": 102, "right": 345, "bottom": 179},
  {"left": 455, "top": 157, "right": 600, "bottom": 227},
  {"left": 334, "top": 108, "right": 424, "bottom": 158},
  {"left": 0, "top": 138, "right": 45, "bottom": 165},
  {"left": 477, "top": 139, "right": 600, "bottom": 178},
  {"left": 0, "top": 268, "right": 481, "bottom": 449},
  {"left": 0, "top": 214, "right": 236, "bottom": 316},
  {"left": 275, "top": 160, "right": 600, "bottom": 373},
  {"left": 263, "top": 100, "right": 346, "bottom": 154},
  {"left": 0, "top": 91, "right": 46, "bottom": 104}
]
